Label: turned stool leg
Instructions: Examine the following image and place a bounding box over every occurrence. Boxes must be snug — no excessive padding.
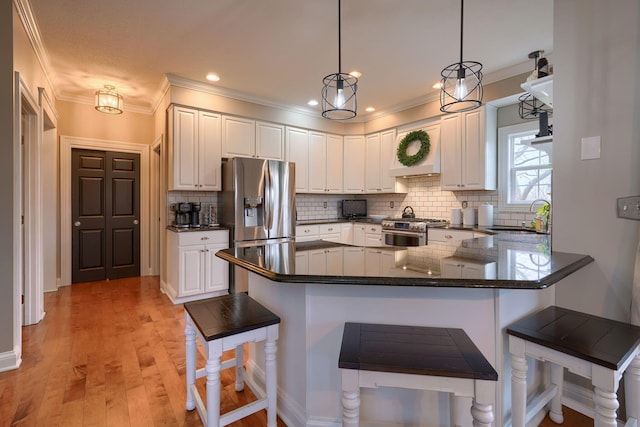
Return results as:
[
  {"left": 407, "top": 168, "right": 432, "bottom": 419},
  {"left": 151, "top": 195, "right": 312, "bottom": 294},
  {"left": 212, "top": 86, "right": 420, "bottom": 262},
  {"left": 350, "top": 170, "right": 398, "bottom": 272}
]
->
[
  {"left": 624, "top": 354, "right": 640, "bottom": 422},
  {"left": 265, "top": 327, "right": 278, "bottom": 427},
  {"left": 471, "top": 400, "right": 494, "bottom": 427},
  {"left": 549, "top": 363, "right": 564, "bottom": 423},
  {"left": 341, "top": 369, "right": 360, "bottom": 427},
  {"left": 185, "top": 316, "right": 196, "bottom": 411},
  {"left": 235, "top": 344, "right": 244, "bottom": 391},
  {"left": 593, "top": 387, "right": 619, "bottom": 427},
  {"left": 510, "top": 336, "right": 528, "bottom": 427},
  {"left": 205, "top": 355, "right": 222, "bottom": 427}
]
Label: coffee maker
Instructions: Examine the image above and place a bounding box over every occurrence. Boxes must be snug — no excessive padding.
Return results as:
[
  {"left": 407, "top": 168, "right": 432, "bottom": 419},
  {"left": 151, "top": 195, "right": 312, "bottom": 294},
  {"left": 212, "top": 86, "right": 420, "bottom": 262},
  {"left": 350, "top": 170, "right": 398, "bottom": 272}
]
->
[
  {"left": 174, "top": 202, "right": 192, "bottom": 228},
  {"left": 189, "top": 202, "right": 201, "bottom": 228}
]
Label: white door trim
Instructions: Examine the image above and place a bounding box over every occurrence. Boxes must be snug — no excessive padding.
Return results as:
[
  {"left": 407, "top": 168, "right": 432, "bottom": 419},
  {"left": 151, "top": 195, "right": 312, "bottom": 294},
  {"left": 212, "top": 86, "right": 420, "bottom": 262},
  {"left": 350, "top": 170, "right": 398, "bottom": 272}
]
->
[
  {"left": 60, "top": 136, "right": 150, "bottom": 286},
  {"left": 150, "top": 134, "right": 162, "bottom": 276}
]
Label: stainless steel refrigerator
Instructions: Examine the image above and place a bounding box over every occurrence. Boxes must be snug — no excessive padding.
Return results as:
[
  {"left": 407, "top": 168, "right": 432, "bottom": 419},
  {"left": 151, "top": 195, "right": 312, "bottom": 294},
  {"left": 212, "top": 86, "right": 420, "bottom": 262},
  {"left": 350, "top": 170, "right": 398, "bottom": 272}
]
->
[{"left": 220, "top": 157, "right": 295, "bottom": 291}]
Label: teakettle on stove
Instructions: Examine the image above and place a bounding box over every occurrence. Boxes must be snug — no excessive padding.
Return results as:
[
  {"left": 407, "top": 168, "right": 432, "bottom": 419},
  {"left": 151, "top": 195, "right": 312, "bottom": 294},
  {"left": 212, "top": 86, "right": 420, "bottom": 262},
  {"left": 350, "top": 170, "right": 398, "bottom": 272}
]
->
[{"left": 402, "top": 206, "right": 415, "bottom": 219}]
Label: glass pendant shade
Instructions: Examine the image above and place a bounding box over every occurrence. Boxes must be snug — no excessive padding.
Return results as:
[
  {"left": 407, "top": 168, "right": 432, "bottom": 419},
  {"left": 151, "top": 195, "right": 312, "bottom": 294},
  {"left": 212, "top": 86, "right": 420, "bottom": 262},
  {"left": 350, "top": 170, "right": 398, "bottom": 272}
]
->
[
  {"left": 439, "top": 0, "right": 483, "bottom": 113},
  {"left": 321, "top": 0, "right": 357, "bottom": 120},
  {"left": 95, "top": 85, "right": 123, "bottom": 114}
]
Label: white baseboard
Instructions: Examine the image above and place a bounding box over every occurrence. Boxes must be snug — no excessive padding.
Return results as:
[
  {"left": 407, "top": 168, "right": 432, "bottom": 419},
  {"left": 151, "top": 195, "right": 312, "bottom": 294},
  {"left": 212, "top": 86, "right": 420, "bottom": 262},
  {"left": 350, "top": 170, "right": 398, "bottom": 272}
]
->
[
  {"left": 0, "top": 347, "right": 22, "bottom": 373},
  {"left": 246, "top": 359, "right": 307, "bottom": 427}
]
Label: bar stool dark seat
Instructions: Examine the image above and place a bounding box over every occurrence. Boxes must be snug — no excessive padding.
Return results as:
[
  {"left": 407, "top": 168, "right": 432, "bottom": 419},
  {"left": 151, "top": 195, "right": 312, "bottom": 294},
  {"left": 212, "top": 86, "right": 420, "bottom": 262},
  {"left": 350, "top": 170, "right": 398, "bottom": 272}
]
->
[
  {"left": 507, "top": 305, "right": 640, "bottom": 427},
  {"left": 338, "top": 322, "right": 498, "bottom": 426},
  {"left": 184, "top": 293, "right": 280, "bottom": 427}
]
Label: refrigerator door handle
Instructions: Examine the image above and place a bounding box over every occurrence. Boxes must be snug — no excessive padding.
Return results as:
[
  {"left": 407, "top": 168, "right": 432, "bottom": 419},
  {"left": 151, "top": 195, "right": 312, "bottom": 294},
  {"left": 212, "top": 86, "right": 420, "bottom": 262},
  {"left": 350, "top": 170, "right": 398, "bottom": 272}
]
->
[{"left": 264, "top": 162, "right": 273, "bottom": 231}]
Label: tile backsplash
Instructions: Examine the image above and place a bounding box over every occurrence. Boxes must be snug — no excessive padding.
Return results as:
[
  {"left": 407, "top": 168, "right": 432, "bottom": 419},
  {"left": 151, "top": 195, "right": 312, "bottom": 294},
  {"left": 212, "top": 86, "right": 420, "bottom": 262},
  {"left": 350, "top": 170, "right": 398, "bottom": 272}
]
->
[
  {"left": 296, "top": 175, "right": 540, "bottom": 226},
  {"left": 167, "top": 177, "right": 540, "bottom": 227}
]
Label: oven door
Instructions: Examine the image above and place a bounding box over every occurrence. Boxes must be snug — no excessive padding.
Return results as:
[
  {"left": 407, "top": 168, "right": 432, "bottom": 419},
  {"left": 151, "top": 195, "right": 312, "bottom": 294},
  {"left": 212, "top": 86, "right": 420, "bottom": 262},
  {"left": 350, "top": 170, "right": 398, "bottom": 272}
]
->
[{"left": 382, "top": 230, "right": 426, "bottom": 246}]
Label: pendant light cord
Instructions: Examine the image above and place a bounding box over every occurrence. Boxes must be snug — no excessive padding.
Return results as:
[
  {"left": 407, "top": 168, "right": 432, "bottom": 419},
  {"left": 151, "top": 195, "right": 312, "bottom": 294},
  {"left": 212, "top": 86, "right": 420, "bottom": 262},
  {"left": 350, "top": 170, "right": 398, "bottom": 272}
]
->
[
  {"left": 459, "top": 0, "right": 464, "bottom": 64},
  {"left": 338, "top": 0, "right": 342, "bottom": 73}
]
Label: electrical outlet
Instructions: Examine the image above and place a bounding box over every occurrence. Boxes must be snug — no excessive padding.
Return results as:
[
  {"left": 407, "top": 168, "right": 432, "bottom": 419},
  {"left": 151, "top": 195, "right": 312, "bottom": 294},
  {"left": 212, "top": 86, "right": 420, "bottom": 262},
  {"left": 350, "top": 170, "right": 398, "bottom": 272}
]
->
[
  {"left": 461, "top": 201, "right": 468, "bottom": 209},
  {"left": 390, "top": 201, "right": 394, "bottom": 208},
  {"left": 617, "top": 196, "right": 640, "bottom": 221},
  {"left": 323, "top": 201, "right": 327, "bottom": 209}
]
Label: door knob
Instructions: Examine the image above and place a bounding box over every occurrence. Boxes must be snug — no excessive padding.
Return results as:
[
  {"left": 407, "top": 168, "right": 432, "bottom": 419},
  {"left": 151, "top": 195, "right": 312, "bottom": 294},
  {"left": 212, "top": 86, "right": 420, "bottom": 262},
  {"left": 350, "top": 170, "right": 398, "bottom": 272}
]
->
[
  {"left": 133, "top": 219, "right": 139, "bottom": 225},
  {"left": 74, "top": 221, "right": 81, "bottom": 227}
]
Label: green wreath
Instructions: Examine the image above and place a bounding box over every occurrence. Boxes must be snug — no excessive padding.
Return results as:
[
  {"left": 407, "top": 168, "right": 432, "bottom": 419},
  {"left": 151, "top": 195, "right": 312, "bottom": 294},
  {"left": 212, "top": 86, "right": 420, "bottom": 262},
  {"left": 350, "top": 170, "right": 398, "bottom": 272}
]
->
[{"left": 397, "top": 130, "right": 430, "bottom": 167}]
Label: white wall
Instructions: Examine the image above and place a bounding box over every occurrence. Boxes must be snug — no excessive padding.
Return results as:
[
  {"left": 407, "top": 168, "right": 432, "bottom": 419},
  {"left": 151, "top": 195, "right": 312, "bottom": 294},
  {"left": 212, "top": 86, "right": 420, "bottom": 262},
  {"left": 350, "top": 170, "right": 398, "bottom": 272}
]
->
[{"left": 553, "top": 0, "right": 640, "bottom": 321}]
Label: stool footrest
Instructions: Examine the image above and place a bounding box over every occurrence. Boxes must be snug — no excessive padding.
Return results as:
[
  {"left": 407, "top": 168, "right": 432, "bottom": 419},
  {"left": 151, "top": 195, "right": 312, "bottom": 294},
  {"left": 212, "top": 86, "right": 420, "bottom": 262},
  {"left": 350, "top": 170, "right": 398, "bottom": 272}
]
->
[{"left": 525, "top": 384, "right": 558, "bottom": 424}]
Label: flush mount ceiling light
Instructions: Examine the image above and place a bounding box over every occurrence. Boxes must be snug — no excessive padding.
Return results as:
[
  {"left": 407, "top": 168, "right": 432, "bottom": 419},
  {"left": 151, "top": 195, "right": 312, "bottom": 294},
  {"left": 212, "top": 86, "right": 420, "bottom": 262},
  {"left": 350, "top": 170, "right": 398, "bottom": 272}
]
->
[
  {"left": 95, "top": 84, "right": 123, "bottom": 114},
  {"left": 321, "top": 0, "right": 357, "bottom": 120},
  {"left": 439, "top": 0, "right": 483, "bottom": 113}
]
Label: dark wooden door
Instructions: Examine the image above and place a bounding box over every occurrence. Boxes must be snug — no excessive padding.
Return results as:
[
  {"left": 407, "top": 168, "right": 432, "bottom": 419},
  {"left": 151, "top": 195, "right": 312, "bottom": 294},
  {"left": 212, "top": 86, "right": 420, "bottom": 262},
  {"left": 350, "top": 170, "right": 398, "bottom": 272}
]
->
[{"left": 72, "top": 149, "right": 140, "bottom": 283}]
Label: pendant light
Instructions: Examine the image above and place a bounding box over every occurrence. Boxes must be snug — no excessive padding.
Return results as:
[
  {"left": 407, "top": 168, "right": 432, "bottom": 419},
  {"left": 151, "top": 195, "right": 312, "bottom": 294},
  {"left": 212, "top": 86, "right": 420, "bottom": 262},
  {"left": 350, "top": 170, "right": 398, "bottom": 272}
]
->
[
  {"left": 439, "top": 0, "right": 483, "bottom": 113},
  {"left": 95, "top": 85, "right": 123, "bottom": 114},
  {"left": 322, "top": 0, "right": 357, "bottom": 120}
]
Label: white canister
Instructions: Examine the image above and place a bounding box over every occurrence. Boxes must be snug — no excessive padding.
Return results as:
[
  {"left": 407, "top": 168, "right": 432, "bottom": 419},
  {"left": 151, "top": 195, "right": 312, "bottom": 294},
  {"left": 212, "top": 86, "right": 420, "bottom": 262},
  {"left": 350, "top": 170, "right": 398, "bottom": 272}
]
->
[
  {"left": 477, "top": 203, "right": 494, "bottom": 227},
  {"left": 450, "top": 208, "right": 462, "bottom": 225},
  {"left": 463, "top": 208, "right": 476, "bottom": 227}
]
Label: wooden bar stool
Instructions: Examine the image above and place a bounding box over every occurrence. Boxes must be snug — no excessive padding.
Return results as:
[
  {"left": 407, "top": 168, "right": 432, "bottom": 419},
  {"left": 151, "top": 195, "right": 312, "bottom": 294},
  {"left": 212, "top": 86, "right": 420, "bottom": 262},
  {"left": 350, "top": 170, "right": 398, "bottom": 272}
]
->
[
  {"left": 184, "top": 293, "right": 280, "bottom": 427},
  {"left": 338, "top": 322, "right": 498, "bottom": 426},
  {"left": 507, "top": 305, "right": 640, "bottom": 427}
]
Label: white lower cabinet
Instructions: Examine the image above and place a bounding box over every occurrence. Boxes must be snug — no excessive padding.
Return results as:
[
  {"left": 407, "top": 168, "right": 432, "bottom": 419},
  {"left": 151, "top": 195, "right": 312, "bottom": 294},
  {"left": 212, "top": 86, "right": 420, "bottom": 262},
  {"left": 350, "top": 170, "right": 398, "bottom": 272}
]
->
[
  {"left": 165, "top": 230, "right": 229, "bottom": 304},
  {"left": 343, "top": 246, "right": 365, "bottom": 275},
  {"left": 428, "top": 228, "right": 475, "bottom": 243},
  {"left": 319, "top": 223, "right": 341, "bottom": 242},
  {"left": 440, "top": 257, "right": 497, "bottom": 279},
  {"left": 295, "top": 224, "right": 320, "bottom": 242},
  {"left": 308, "top": 247, "right": 343, "bottom": 275},
  {"left": 340, "top": 223, "right": 354, "bottom": 245},
  {"left": 295, "top": 251, "right": 309, "bottom": 274},
  {"left": 364, "top": 224, "right": 384, "bottom": 247}
]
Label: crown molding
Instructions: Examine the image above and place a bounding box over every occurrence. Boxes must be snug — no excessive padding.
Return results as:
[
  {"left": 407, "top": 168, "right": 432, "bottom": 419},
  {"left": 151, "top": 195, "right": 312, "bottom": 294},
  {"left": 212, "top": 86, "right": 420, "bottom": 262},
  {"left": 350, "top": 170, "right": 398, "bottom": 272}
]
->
[
  {"left": 166, "top": 74, "right": 324, "bottom": 119},
  {"left": 14, "top": 0, "right": 59, "bottom": 100}
]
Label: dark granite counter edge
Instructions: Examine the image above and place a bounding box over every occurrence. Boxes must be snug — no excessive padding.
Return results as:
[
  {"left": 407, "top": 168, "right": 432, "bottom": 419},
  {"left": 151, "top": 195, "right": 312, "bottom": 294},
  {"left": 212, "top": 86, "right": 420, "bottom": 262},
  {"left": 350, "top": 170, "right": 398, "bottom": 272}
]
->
[
  {"left": 166, "top": 225, "right": 229, "bottom": 232},
  {"left": 215, "top": 249, "right": 595, "bottom": 290}
]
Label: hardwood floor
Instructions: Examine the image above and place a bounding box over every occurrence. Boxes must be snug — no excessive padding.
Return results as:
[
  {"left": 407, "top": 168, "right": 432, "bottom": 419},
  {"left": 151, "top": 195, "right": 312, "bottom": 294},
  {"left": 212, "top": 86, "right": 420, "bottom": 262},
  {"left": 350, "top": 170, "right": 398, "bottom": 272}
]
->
[
  {"left": 0, "top": 276, "right": 595, "bottom": 426},
  {"left": 0, "top": 277, "right": 285, "bottom": 427}
]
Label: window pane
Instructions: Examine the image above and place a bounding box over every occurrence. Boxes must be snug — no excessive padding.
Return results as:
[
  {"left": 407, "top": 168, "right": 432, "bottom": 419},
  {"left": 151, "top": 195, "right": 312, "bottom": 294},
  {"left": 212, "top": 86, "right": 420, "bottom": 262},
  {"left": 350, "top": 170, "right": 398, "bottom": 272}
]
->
[{"left": 512, "top": 168, "right": 552, "bottom": 202}]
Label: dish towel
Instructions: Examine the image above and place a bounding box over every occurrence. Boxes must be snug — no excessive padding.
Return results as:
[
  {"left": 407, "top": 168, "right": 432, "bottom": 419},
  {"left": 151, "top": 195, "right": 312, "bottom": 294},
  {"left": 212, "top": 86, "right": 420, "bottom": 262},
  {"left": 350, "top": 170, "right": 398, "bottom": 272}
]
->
[{"left": 631, "top": 228, "right": 640, "bottom": 326}]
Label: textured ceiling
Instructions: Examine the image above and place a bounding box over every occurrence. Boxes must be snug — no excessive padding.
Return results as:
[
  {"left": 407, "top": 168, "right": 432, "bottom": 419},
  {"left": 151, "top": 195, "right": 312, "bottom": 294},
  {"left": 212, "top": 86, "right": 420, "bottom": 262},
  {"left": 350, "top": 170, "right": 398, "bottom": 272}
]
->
[{"left": 27, "top": 0, "right": 553, "bottom": 117}]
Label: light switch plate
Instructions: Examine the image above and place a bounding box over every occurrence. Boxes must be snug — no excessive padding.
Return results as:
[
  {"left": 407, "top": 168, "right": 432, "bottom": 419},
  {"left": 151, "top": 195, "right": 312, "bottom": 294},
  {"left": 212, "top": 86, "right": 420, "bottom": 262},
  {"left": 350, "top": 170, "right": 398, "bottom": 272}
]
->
[
  {"left": 617, "top": 196, "right": 640, "bottom": 220},
  {"left": 581, "top": 136, "right": 601, "bottom": 160}
]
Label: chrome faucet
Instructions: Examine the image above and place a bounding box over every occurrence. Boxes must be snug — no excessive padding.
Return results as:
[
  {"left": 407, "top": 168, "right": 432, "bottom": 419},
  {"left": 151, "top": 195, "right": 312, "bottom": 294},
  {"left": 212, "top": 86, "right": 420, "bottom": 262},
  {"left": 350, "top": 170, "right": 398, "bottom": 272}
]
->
[{"left": 530, "top": 199, "right": 551, "bottom": 233}]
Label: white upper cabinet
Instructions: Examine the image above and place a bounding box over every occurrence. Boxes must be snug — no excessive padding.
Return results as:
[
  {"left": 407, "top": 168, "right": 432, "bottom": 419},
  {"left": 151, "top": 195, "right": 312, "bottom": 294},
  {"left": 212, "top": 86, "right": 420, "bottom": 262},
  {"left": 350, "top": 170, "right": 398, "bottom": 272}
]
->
[
  {"left": 343, "top": 135, "right": 366, "bottom": 193},
  {"left": 168, "top": 105, "right": 221, "bottom": 191},
  {"left": 365, "top": 129, "right": 407, "bottom": 193},
  {"left": 440, "top": 105, "right": 497, "bottom": 191},
  {"left": 309, "top": 132, "right": 344, "bottom": 193},
  {"left": 286, "top": 126, "right": 309, "bottom": 192},
  {"left": 255, "top": 121, "right": 285, "bottom": 160},
  {"left": 221, "top": 116, "right": 255, "bottom": 158},
  {"left": 222, "top": 117, "right": 284, "bottom": 160}
]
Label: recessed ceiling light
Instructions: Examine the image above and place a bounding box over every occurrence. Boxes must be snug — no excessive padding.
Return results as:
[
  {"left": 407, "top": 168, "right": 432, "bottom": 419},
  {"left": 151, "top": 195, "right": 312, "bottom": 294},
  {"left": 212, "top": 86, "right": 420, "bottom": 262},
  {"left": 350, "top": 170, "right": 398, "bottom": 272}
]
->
[
  {"left": 365, "top": 107, "right": 375, "bottom": 112},
  {"left": 308, "top": 99, "right": 319, "bottom": 106},
  {"left": 350, "top": 70, "right": 362, "bottom": 78},
  {"left": 206, "top": 73, "right": 220, "bottom": 82},
  {"left": 432, "top": 82, "right": 443, "bottom": 89}
]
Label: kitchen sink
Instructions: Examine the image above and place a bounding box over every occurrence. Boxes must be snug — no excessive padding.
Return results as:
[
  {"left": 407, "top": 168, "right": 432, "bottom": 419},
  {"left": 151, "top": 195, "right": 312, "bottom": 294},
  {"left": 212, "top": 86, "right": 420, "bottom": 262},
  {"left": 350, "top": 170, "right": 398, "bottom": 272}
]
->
[{"left": 486, "top": 226, "right": 539, "bottom": 234}]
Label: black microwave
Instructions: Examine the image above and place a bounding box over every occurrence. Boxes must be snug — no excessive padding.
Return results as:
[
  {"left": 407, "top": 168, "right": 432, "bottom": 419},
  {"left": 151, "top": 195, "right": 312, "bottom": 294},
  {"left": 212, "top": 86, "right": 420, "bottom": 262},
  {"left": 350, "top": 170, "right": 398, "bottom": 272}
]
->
[{"left": 342, "top": 199, "right": 367, "bottom": 219}]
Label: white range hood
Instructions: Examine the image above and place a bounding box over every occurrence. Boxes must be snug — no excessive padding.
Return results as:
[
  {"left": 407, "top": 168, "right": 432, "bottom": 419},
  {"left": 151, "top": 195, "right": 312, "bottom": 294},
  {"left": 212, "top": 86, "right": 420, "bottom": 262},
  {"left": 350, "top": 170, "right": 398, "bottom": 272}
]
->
[{"left": 389, "top": 123, "right": 441, "bottom": 177}]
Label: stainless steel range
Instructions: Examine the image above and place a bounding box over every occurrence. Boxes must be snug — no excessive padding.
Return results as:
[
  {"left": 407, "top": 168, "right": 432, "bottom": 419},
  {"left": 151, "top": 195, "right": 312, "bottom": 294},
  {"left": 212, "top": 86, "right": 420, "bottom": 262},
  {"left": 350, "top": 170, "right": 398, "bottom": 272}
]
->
[{"left": 381, "top": 218, "right": 449, "bottom": 246}]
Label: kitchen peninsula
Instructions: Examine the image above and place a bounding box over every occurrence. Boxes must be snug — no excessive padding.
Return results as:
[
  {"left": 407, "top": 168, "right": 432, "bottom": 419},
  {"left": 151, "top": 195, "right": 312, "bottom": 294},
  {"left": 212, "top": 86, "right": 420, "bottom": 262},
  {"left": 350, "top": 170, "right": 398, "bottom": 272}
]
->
[{"left": 217, "top": 233, "right": 593, "bottom": 426}]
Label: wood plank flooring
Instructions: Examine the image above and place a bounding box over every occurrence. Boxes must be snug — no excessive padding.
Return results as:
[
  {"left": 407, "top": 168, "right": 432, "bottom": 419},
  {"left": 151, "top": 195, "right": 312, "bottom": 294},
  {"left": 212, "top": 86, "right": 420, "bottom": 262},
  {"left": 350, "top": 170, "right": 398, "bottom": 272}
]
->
[
  {"left": 0, "top": 276, "right": 594, "bottom": 426},
  {"left": 0, "top": 277, "right": 285, "bottom": 427}
]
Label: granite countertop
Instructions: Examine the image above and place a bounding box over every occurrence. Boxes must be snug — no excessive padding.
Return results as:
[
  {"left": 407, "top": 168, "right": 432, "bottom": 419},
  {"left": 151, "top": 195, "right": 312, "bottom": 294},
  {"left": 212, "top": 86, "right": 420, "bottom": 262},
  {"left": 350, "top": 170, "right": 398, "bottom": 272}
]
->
[
  {"left": 216, "top": 233, "right": 594, "bottom": 290},
  {"left": 166, "top": 225, "right": 229, "bottom": 232},
  {"left": 296, "top": 217, "right": 377, "bottom": 226}
]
